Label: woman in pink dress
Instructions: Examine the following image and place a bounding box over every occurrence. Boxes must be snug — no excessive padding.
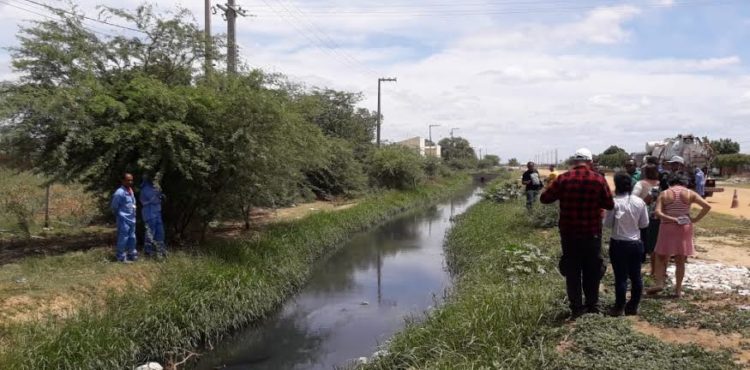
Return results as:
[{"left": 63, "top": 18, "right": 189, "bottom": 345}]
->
[{"left": 647, "top": 171, "right": 711, "bottom": 297}]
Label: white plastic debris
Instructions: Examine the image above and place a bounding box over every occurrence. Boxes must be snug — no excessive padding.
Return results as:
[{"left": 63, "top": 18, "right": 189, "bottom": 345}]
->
[
  {"left": 666, "top": 261, "right": 750, "bottom": 293},
  {"left": 135, "top": 363, "right": 163, "bottom": 370},
  {"left": 357, "top": 357, "right": 369, "bottom": 364},
  {"left": 360, "top": 301, "right": 370, "bottom": 306}
]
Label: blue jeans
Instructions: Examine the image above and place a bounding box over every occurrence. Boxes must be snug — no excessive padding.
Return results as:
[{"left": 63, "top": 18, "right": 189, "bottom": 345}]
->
[
  {"left": 609, "top": 239, "right": 644, "bottom": 310},
  {"left": 144, "top": 217, "right": 166, "bottom": 255},
  {"left": 526, "top": 189, "right": 540, "bottom": 210},
  {"left": 116, "top": 219, "right": 137, "bottom": 261}
]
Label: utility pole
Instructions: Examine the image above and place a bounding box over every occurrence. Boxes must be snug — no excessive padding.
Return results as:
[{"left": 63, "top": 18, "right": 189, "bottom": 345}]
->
[
  {"left": 555, "top": 148, "right": 559, "bottom": 165},
  {"left": 216, "top": 0, "right": 250, "bottom": 74},
  {"left": 44, "top": 184, "right": 50, "bottom": 229},
  {"left": 205, "top": 0, "right": 211, "bottom": 76},
  {"left": 428, "top": 124, "right": 440, "bottom": 144},
  {"left": 377, "top": 77, "right": 397, "bottom": 147}
]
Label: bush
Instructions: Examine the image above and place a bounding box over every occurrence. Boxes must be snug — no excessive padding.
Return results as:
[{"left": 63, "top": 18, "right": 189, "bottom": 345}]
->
[
  {"left": 369, "top": 146, "right": 425, "bottom": 190},
  {"left": 305, "top": 138, "right": 367, "bottom": 199},
  {"left": 423, "top": 156, "right": 444, "bottom": 179},
  {"left": 483, "top": 181, "right": 524, "bottom": 203},
  {"left": 528, "top": 203, "right": 559, "bottom": 229}
]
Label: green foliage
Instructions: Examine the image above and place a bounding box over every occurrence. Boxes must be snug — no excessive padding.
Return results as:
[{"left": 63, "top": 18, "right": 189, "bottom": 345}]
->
[
  {"left": 711, "top": 138, "right": 741, "bottom": 155},
  {"left": 508, "top": 158, "right": 520, "bottom": 167},
  {"left": 305, "top": 138, "right": 367, "bottom": 199},
  {"left": 0, "top": 170, "right": 45, "bottom": 238},
  {"left": 0, "top": 176, "right": 470, "bottom": 369},
  {"left": 369, "top": 146, "right": 425, "bottom": 190},
  {"left": 716, "top": 153, "right": 750, "bottom": 169},
  {"left": 483, "top": 181, "right": 524, "bottom": 202},
  {"left": 422, "top": 156, "right": 444, "bottom": 179},
  {"left": 438, "top": 137, "right": 478, "bottom": 169},
  {"left": 528, "top": 203, "right": 560, "bottom": 229},
  {"left": 596, "top": 146, "right": 630, "bottom": 169},
  {"left": 477, "top": 155, "right": 500, "bottom": 169}
]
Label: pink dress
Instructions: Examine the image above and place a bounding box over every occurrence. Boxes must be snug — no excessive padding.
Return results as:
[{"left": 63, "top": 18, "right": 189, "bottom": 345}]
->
[{"left": 654, "top": 186, "right": 694, "bottom": 257}]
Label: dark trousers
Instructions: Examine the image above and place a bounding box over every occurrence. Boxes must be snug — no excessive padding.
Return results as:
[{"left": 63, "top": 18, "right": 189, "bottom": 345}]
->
[
  {"left": 560, "top": 235, "right": 603, "bottom": 311},
  {"left": 609, "top": 239, "right": 644, "bottom": 310}
]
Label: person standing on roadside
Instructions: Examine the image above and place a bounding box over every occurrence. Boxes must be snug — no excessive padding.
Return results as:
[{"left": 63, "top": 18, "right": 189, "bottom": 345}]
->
[
  {"left": 632, "top": 164, "right": 662, "bottom": 276},
  {"left": 140, "top": 174, "right": 167, "bottom": 259},
  {"left": 111, "top": 173, "right": 138, "bottom": 263},
  {"left": 624, "top": 159, "right": 641, "bottom": 184},
  {"left": 522, "top": 162, "right": 543, "bottom": 210},
  {"left": 648, "top": 172, "right": 712, "bottom": 298},
  {"left": 660, "top": 156, "right": 685, "bottom": 190},
  {"left": 604, "top": 172, "right": 649, "bottom": 317},
  {"left": 694, "top": 167, "right": 706, "bottom": 198},
  {"left": 541, "top": 148, "right": 614, "bottom": 319},
  {"left": 545, "top": 164, "right": 559, "bottom": 189}
]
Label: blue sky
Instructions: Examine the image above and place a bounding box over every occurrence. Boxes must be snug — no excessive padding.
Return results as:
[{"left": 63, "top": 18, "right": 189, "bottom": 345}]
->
[{"left": 1, "top": 0, "right": 749, "bottom": 160}]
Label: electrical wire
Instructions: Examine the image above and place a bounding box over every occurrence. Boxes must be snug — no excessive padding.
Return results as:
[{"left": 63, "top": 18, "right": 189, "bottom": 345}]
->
[
  {"left": 256, "top": 0, "right": 380, "bottom": 78},
  {"left": 245, "top": 0, "right": 735, "bottom": 17},
  {"left": 272, "top": 0, "right": 381, "bottom": 78},
  {"left": 1, "top": 0, "right": 117, "bottom": 38},
  {"left": 17, "top": 0, "right": 146, "bottom": 33}
]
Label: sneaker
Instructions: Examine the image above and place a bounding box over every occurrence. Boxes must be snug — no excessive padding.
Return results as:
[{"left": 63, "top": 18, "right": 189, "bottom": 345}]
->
[
  {"left": 569, "top": 307, "right": 586, "bottom": 320},
  {"left": 624, "top": 307, "right": 638, "bottom": 316},
  {"left": 586, "top": 305, "right": 601, "bottom": 315},
  {"left": 120, "top": 259, "right": 133, "bottom": 264}
]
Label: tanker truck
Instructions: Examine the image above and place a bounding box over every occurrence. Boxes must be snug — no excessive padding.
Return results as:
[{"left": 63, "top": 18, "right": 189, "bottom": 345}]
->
[{"left": 634, "top": 134, "right": 723, "bottom": 197}]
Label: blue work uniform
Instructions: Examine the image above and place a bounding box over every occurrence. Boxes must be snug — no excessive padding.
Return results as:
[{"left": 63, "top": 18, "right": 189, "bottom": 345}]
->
[
  {"left": 139, "top": 180, "right": 166, "bottom": 256},
  {"left": 111, "top": 186, "right": 138, "bottom": 261},
  {"left": 695, "top": 169, "right": 706, "bottom": 197}
]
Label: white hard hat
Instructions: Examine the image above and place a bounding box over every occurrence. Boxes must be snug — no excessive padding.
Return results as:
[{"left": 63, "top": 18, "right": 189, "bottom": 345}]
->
[{"left": 573, "top": 148, "right": 593, "bottom": 161}]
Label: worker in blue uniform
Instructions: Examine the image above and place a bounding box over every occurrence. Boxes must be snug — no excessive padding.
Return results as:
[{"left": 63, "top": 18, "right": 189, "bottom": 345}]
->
[
  {"left": 139, "top": 174, "right": 166, "bottom": 258},
  {"left": 111, "top": 173, "right": 138, "bottom": 263}
]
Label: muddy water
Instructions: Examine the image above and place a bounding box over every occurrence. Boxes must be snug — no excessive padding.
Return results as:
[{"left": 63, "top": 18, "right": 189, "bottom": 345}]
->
[{"left": 194, "top": 187, "right": 483, "bottom": 370}]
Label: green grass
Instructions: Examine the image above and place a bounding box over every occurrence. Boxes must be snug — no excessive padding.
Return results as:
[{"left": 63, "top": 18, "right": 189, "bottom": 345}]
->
[
  {"left": 0, "top": 175, "right": 472, "bottom": 369},
  {"left": 696, "top": 212, "right": 750, "bottom": 238},
  {"left": 364, "top": 181, "right": 740, "bottom": 370}
]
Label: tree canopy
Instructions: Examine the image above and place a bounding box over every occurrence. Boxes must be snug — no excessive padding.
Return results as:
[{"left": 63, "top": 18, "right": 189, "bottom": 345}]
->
[
  {"left": 710, "top": 138, "right": 741, "bottom": 155},
  {"left": 596, "top": 146, "right": 630, "bottom": 169},
  {"left": 438, "top": 137, "right": 478, "bottom": 169}
]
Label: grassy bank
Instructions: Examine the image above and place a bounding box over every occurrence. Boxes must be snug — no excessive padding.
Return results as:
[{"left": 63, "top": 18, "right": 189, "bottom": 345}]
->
[
  {"left": 0, "top": 175, "right": 471, "bottom": 369},
  {"left": 365, "top": 187, "right": 739, "bottom": 369}
]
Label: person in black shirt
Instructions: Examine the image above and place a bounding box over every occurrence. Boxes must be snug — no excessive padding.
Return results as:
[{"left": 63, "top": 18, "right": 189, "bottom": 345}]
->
[{"left": 522, "top": 161, "right": 543, "bottom": 210}]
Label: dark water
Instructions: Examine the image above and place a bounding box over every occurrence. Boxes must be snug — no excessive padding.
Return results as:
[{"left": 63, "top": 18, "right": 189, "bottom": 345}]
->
[{"left": 193, "top": 187, "right": 483, "bottom": 370}]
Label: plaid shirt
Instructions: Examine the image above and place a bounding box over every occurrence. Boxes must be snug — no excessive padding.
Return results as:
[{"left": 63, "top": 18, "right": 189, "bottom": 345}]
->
[{"left": 540, "top": 165, "right": 614, "bottom": 237}]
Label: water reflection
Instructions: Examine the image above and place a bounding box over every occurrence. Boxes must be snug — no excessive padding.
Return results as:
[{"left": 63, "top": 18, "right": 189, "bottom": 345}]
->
[{"left": 193, "top": 187, "right": 482, "bottom": 370}]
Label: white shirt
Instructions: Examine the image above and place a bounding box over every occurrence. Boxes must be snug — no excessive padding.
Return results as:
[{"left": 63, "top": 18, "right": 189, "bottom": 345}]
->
[
  {"left": 632, "top": 180, "right": 659, "bottom": 200},
  {"left": 604, "top": 194, "right": 650, "bottom": 241}
]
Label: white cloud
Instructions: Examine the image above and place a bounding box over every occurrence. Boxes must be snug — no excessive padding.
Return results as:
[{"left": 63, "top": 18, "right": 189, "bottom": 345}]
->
[{"left": 657, "top": 0, "right": 676, "bottom": 7}]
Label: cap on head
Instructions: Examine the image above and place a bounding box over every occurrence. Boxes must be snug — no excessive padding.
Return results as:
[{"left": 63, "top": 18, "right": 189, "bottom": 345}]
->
[
  {"left": 573, "top": 148, "right": 593, "bottom": 161},
  {"left": 667, "top": 156, "right": 685, "bottom": 165}
]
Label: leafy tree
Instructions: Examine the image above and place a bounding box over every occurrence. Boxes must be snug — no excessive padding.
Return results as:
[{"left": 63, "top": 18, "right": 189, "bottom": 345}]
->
[
  {"left": 596, "top": 146, "right": 630, "bottom": 169},
  {"left": 0, "top": 5, "right": 328, "bottom": 238},
  {"left": 508, "top": 158, "right": 520, "bottom": 167},
  {"left": 715, "top": 154, "right": 750, "bottom": 169},
  {"left": 483, "top": 155, "right": 501, "bottom": 166},
  {"left": 438, "top": 137, "right": 477, "bottom": 169},
  {"left": 710, "top": 138, "right": 741, "bottom": 155},
  {"left": 369, "top": 146, "right": 425, "bottom": 190},
  {"left": 304, "top": 138, "right": 367, "bottom": 200}
]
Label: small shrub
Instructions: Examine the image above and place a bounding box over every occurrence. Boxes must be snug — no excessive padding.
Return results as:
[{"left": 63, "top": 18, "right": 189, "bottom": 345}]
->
[
  {"left": 423, "top": 156, "right": 444, "bottom": 179},
  {"left": 369, "top": 146, "right": 425, "bottom": 190},
  {"left": 528, "top": 203, "right": 559, "bottom": 229},
  {"left": 483, "top": 181, "right": 523, "bottom": 202}
]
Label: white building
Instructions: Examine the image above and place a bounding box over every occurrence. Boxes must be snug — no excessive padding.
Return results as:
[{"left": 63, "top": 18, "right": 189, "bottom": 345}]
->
[{"left": 396, "top": 136, "right": 442, "bottom": 158}]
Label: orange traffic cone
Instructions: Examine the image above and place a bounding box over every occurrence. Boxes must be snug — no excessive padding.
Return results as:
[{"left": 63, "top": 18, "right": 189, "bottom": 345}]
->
[{"left": 731, "top": 189, "right": 739, "bottom": 209}]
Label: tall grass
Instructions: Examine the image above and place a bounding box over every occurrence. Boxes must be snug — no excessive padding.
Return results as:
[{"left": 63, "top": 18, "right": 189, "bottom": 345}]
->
[{"left": 0, "top": 176, "right": 471, "bottom": 369}]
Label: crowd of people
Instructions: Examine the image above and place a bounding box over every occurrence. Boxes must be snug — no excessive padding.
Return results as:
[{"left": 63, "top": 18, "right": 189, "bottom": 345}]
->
[
  {"left": 110, "top": 173, "right": 167, "bottom": 263},
  {"left": 524, "top": 148, "right": 711, "bottom": 319}
]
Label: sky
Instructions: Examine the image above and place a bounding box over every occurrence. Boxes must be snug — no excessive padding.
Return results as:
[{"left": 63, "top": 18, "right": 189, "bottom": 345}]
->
[{"left": 1, "top": 0, "right": 749, "bottom": 162}]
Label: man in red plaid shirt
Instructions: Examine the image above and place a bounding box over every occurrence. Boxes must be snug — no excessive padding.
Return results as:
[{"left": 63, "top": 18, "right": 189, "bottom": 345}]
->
[{"left": 541, "top": 148, "right": 614, "bottom": 319}]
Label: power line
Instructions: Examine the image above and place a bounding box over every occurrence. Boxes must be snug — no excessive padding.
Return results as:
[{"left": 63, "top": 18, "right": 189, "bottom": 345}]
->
[
  {"left": 256, "top": 0, "right": 379, "bottom": 78},
  {"left": 1, "top": 0, "right": 116, "bottom": 38},
  {"left": 246, "top": 0, "right": 733, "bottom": 17},
  {"left": 18, "top": 0, "right": 146, "bottom": 33},
  {"left": 273, "top": 0, "right": 380, "bottom": 78}
]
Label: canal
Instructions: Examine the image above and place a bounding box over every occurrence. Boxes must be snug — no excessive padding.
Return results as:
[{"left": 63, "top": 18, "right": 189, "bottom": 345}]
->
[{"left": 194, "top": 186, "right": 483, "bottom": 370}]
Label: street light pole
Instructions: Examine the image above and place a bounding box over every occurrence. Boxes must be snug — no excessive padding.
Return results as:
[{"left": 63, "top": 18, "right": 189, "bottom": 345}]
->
[
  {"left": 377, "top": 77, "right": 397, "bottom": 147},
  {"left": 429, "top": 124, "right": 440, "bottom": 144},
  {"left": 450, "top": 127, "right": 459, "bottom": 138}
]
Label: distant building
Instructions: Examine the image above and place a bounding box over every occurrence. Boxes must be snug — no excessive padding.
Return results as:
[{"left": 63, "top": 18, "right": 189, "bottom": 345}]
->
[{"left": 396, "top": 136, "right": 442, "bottom": 158}]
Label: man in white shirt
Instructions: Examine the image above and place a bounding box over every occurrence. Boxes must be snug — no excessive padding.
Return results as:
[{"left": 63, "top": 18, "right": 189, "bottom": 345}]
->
[{"left": 604, "top": 172, "right": 649, "bottom": 316}]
